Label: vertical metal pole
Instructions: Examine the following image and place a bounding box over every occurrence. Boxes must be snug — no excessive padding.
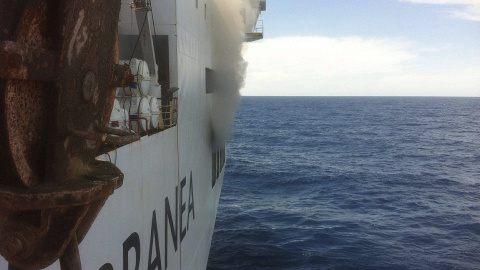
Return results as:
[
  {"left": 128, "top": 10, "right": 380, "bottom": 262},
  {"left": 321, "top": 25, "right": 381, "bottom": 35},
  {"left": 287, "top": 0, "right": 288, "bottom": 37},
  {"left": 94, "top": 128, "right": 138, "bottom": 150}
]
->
[{"left": 59, "top": 235, "right": 82, "bottom": 270}]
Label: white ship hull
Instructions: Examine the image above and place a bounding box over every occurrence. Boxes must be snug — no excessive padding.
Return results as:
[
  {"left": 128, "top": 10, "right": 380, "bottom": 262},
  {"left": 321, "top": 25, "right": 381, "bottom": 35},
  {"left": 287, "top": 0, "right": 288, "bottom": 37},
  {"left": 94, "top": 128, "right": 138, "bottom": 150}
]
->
[
  {"left": 1, "top": 128, "right": 225, "bottom": 270},
  {"left": 54, "top": 128, "right": 224, "bottom": 270}
]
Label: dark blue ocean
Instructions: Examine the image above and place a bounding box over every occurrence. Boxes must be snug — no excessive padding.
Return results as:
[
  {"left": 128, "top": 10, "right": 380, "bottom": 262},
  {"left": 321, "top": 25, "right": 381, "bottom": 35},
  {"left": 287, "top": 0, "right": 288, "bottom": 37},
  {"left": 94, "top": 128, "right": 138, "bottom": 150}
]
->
[{"left": 206, "top": 97, "right": 480, "bottom": 270}]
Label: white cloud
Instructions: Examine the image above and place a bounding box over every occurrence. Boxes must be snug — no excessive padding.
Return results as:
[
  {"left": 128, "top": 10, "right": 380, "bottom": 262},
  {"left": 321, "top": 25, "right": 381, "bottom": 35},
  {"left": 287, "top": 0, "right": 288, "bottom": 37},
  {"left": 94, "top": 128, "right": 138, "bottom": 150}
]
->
[
  {"left": 400, "top": 0, "right": 477, "bottom": 4},
  {"left": 374, "top": 67, "right": 480, "bottom": 96},
  {"left": 242, "top": 36, "right": 480, "bottom": 96},
  {"left": 449, "top": 4, "right": 480, "bottom": 21},
  {"left": 399, "top": 0, "right": 480, "bottom": 21}
]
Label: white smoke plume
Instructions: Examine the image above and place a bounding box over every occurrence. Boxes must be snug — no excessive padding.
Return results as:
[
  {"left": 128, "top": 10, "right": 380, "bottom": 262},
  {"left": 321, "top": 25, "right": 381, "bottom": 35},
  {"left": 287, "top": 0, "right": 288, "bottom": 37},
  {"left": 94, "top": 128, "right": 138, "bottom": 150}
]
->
[{"left": 209, "top": 0, "right": 253, "bottom": 149}]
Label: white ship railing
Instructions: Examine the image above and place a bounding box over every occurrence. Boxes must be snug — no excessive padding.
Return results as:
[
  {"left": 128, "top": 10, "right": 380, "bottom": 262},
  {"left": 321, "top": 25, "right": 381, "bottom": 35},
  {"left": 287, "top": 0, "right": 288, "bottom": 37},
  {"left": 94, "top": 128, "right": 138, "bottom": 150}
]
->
[
  {"left": 161, "top": 97, "right": 178, "bottom": 129},
  {"left": 254, "top": 20, "right": 264, "bottom": 35},
  {"left": 245, "top": 20, "right": 264, "bottom": 42}
]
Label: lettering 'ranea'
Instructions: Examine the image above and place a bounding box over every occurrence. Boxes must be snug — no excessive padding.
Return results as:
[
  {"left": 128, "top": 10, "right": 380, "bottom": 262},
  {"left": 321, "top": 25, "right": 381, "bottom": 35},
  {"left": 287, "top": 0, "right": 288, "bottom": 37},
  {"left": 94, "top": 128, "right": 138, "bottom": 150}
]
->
[{"left": 103, "top": 171, "right": 195, "bottom": 270}]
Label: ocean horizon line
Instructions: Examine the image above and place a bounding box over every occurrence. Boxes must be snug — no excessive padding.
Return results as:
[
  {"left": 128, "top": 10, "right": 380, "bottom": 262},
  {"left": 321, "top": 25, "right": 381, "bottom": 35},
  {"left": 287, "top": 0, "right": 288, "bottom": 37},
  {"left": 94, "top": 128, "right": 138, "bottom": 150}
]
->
[{"left": 240, "top": 95, "right": 480, "bottom": 98}]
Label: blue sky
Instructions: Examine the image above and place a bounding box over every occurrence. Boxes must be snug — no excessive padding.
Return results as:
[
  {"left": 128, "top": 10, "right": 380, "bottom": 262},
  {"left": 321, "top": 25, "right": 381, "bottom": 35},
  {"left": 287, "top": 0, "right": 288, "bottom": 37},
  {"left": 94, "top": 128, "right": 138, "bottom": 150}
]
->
[{"left": 242, "top": 0, "right": 480, "bottom": 96}]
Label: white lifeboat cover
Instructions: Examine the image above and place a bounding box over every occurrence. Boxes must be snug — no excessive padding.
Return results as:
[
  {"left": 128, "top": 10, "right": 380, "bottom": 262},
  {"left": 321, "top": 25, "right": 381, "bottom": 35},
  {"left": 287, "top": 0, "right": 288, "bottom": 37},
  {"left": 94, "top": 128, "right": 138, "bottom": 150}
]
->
[
  {"left": 110, "top": 99, "right": 122, "bottom": 121},
  {"left": 125, "top": 97, "right": 151, "bottom": 132},
  {"left": 130, "top": 59, "right": 150, "bottom": 96},
  {"left": 149, "top": 96, "right": 161, "bottom": 129}
]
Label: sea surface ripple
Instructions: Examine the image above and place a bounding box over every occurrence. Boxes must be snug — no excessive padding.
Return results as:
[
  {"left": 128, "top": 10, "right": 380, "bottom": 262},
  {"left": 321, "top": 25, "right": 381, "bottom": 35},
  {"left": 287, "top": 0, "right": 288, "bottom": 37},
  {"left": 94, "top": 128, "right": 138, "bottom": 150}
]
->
[{"left": 207, "top": 97, "right": 480, "bottom": 270}]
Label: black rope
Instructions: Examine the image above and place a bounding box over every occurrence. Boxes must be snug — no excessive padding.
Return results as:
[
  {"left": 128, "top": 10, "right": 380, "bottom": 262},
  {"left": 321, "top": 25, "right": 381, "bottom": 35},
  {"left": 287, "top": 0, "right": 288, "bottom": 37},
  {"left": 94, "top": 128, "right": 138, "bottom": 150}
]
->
[{"left": 105, "top": 152, "right": 112, "bottom": 163}]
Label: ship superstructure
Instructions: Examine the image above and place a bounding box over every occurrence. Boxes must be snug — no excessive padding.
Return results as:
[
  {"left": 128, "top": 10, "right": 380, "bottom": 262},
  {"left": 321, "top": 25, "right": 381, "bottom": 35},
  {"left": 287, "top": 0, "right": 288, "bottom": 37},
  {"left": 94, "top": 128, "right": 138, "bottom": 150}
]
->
[{"left": 0, "top": 0, "right": 265, "bottom": 269}]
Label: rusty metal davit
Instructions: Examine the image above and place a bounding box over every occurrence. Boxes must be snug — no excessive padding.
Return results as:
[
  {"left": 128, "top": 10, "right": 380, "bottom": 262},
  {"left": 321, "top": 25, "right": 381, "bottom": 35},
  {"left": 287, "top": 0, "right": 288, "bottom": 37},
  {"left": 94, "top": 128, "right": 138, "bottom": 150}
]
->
[{"left": 0, "top": 0, "right": 138, "bottom": 269}]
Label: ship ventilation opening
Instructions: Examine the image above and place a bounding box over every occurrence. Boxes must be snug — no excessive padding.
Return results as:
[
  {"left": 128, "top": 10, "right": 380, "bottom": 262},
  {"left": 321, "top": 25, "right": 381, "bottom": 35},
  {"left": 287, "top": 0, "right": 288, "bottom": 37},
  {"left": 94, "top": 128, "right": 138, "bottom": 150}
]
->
[
  {"left": 206, "top": 68, "right": 214, "bottom": 94},
  {"left": 208, "top": 0, "right": 249, "bottom": 150}
]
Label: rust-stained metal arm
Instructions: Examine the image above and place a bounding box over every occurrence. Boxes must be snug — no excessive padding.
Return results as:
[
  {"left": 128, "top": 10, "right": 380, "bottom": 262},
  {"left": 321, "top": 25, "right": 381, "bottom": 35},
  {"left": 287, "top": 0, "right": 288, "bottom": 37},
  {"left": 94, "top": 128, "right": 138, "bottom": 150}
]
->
[
  {"left": 0, "top": 175, "right": 120, "bottom": 211},
  {"left": 0, "top": 161, "right": 123, "bottom": 269},
  {"left": 69, "top": 124, "right": 140, "bottom": 146}
]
